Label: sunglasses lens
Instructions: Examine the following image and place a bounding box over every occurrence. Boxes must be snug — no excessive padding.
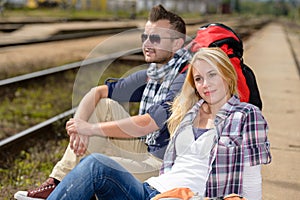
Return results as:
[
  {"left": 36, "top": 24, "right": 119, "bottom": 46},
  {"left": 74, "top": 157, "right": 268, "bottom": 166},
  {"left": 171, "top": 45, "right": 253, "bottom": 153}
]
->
[
  {"left": 141, "top": 34, "right": 148, "bottom": 43},
  {"left": 141, "top": 34, "right": 161, "bottom": 44},
  {"left": 149, "top": 35, "right": 161, "bottom": 43}
]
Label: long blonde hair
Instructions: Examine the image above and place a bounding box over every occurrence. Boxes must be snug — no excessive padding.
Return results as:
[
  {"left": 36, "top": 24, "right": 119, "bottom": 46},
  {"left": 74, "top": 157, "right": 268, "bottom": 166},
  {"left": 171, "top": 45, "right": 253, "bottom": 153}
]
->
[{"left": 167, "top": 47, "right": 239, "bottom": 136}]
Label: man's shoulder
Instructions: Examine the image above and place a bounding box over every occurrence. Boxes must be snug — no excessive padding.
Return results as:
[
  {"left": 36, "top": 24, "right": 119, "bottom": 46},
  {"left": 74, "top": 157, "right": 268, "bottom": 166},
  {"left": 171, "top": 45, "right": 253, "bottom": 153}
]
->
[
  {"left": 119, "top": 69, "right": 148, "bottom": 81},
  {"left": 175, "top": 70, "right": 187, "bottom": 81}
]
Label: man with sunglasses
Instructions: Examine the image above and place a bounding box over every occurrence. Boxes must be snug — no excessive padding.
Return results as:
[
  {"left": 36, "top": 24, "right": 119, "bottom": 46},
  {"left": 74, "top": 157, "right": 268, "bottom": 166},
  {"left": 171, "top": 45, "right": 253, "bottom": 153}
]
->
[{"left": 15, "top": 4, "right": 189, "bottom": 200}]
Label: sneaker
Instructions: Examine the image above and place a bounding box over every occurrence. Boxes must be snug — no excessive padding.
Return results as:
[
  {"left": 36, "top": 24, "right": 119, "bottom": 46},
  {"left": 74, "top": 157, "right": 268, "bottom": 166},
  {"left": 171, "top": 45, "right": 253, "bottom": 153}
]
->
[{"left": 14, "top": 178, "right": 58, "bottom": 200}]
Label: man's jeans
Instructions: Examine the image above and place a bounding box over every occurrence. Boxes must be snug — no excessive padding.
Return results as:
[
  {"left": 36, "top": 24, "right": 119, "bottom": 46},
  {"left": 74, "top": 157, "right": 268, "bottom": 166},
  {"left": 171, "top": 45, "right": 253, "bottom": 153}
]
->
[
  {"left": 48, "top": 153, "right": 160, "bottom": 200},
  {"left": 50, "top": 99, "right": 162, "bottom": 182}
]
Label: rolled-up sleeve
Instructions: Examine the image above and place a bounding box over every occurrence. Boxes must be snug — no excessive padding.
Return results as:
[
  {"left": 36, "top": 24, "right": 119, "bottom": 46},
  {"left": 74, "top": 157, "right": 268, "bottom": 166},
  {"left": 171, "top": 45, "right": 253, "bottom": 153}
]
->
[
  {"left": 243, "top": 107, "right": 272, "bottom": 166},
  {"left": 106, "top": 70, "right": 148, "bottom": 102}
]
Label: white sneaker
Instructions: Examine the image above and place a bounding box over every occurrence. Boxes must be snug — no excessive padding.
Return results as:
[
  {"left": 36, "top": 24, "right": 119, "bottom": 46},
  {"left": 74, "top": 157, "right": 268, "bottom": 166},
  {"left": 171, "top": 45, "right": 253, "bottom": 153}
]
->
[{"left": 14, "top": 191, "right": 45, "bottom": 200}]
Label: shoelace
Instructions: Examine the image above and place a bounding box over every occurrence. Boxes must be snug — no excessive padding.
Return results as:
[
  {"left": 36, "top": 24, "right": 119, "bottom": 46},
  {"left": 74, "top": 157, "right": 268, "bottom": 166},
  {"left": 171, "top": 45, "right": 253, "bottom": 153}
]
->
[{"left": 29, "top": 184, "right": 55, "bottom": 194}]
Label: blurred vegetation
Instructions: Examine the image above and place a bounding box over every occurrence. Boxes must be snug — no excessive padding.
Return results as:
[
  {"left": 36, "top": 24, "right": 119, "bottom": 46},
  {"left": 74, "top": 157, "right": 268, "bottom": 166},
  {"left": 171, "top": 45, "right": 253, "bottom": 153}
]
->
[
  {"left": 0, "top": 7, "right": 205, "bottom": 21},
  {"left": 238, "top": 0, "right": 299, "bottom": 23},
  {"left": 0, "top": 0, "right": 299, "bottom": 23},
  {"left": 0, "top": 7, "right": 143, "bottom": 20},
  {"left": 0, "top": 72, "right": 74, "bottom": 140},
  {"left": 0, "top": 138, "right": 69, "bottom": 200}
]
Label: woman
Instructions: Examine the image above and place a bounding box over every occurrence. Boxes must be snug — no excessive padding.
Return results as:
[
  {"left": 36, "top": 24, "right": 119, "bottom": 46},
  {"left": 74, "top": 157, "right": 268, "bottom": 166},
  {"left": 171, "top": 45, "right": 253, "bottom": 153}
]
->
[{"left": 48, "top": 47, "right": 271, "bottom": 200}]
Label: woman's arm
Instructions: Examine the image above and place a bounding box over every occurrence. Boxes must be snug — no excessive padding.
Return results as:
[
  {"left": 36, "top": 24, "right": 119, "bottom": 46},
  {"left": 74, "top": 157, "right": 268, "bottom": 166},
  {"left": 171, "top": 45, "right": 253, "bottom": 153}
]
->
[
  {"left": 224, "top": 165, "right": 262, "bottom": 200},
  {"left": 242, "top": 106, "right": 271, "bottom": 166},
  {"left": 242, "top": 165, "right": 262, "bottom": 200}
]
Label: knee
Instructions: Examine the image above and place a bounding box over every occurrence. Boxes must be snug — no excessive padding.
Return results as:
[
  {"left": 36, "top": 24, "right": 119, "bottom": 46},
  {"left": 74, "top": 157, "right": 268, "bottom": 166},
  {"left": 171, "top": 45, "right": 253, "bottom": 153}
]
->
[
  {"left": 96, "top": 98, "right": 116, "bottom": 110},
  {"left": 93, "top": 98, "right": 116, "bottom": 122},
  {"left": 78, "top": 154, "right": 107, "bottom": 176},
  {"left": 81, "top": 153, "right": 106, "bottom": 165},
  {"left": 80, "top": 153, "right": 114, "bottom": 170},
  {"left": 80, "top": 153, "right": 121, "bottom": 176},
  {"left": 94, "top": 98, "right": 128, "bottom": 122}
]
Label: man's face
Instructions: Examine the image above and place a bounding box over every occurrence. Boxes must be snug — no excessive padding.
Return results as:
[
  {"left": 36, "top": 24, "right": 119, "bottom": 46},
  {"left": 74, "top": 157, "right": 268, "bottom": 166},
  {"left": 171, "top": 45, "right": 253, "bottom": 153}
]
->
[{"left": 142, "top": 20, "right": 180, "bottom": 64}]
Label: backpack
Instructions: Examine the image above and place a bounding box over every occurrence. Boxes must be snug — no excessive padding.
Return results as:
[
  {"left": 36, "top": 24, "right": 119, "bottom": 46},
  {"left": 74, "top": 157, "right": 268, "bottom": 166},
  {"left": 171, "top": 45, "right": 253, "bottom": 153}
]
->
[{"left": 187, "top": 23, "right": 262, "bottom": 110}]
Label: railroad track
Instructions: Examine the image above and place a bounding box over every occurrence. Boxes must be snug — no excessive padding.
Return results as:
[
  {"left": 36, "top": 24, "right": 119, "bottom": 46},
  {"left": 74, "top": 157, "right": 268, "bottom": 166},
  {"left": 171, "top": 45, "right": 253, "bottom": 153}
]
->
[
  {"left": 0, "top": 48, "right": 143, "bottom": 151},
  {"left": 0, "top": 17, "right": 272, "bottom": 162}
]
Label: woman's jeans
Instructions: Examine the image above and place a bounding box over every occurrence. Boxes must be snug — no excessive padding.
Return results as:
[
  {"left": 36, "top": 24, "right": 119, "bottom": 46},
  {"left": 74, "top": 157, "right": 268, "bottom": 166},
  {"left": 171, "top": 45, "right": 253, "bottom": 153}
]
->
[{"left": 47, "top": 153, "right": 160, "bottom": 200}]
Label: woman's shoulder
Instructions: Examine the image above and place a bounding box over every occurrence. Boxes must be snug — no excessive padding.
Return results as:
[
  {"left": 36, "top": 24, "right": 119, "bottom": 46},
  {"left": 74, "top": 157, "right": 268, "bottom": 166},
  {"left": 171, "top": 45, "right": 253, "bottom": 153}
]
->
[
  {"left": 228, "top": 96, "right": 261, "bottom": 114},
  {"left": 233, "top": 101, "right": 262, "bottom": 117}
]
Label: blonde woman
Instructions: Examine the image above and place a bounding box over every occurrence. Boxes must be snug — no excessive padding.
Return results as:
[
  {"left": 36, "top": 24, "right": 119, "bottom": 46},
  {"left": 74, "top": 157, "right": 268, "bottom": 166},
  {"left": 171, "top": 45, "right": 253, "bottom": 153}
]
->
[
  {"left": 156, "top": 47, "right": 272, "bottom": 199},
  {"left": 48, "top": 48, "right": 271, "bottom": 200}
]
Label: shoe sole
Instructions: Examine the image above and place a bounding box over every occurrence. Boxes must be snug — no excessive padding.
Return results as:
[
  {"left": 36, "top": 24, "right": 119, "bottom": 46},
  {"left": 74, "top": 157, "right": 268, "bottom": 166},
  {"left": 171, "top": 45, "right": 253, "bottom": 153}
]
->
[{"left": 14, "top": 191, "right": 46, "bottom": 200}]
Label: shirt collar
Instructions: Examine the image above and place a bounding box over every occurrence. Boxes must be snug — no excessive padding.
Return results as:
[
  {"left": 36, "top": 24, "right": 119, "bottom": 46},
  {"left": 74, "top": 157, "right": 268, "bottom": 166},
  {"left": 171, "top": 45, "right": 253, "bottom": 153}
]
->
[{"left": 214, "top": 95, "right": 240, "bottom": 125}]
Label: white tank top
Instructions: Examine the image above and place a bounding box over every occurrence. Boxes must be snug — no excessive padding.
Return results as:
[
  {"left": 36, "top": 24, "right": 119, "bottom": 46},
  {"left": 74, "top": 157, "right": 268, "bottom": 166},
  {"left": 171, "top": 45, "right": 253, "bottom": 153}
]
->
[{"left": 146, "top": 127, "right": 216, "bottom": 196}]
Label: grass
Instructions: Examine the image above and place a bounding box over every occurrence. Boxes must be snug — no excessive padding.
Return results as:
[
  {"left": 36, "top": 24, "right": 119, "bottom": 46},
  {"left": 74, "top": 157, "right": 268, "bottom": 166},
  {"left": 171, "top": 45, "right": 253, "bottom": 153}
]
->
[
  {"left": 0, "top": 6, "right": 205, "bottom": 22},
  {"left": 0, "top": 137, "right": 69, "bottom": 200},
  {"left": 0, "top": 7, "right": 148, "bottom": 21},
  {"left": 0, "top": 71, "right": 75, "bottom": 140}
]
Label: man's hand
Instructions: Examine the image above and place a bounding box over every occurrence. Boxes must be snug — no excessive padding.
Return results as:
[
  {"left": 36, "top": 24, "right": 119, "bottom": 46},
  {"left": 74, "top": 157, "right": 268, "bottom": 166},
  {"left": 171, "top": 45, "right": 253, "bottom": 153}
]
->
[
  {"left": 66, "top": 118, "right": 95, "bottom": 136},
  {"left": 69, "top": 133, "right": 89, "bottom": 156},
  {"left": 66, "top": 118, "right": 96, "bottom": 156}
]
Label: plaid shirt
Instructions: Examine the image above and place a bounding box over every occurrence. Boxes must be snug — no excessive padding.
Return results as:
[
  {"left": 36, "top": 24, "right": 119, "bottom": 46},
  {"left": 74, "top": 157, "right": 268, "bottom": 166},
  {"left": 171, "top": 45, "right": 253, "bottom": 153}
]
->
[
  {"left": 161, "top": 95, "right": 271, "bottom": 198},
  {"left": 206, "top": 95, "right": 271, "bottom": 197}
]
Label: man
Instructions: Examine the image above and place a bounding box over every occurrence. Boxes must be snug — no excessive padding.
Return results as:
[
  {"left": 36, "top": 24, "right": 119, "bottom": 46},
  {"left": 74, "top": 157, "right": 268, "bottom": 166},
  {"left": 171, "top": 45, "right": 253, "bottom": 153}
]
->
[{"left": 14, "top": 4, "right": 190, "bottom": 200}]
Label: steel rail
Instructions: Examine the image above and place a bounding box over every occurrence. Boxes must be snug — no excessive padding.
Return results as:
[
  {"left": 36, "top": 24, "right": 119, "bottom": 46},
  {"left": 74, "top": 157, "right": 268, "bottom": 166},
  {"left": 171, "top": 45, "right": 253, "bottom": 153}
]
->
[
  {"left": 0, "top": 107, "right": 77, "bottom": 150},
  {"left": 0, "top": 26, "right": 138, "bottom": 48},
  {"left": 0, "top": 48, "right": 142, "bottom": 87},
  {"left": 0, "top": 48, "right": 143, "bottom": 151}
]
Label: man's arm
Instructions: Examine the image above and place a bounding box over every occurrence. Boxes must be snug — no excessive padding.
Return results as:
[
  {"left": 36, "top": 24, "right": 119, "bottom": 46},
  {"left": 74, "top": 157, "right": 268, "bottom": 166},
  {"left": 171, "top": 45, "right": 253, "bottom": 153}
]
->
[
  {"left": 66, "top": 113, "right": 159, "bottom": 156},
  {"left": 96, "top": 113, "right": 159, "bottom": 138},
  {"left": 70, "top": 71, "right": 185, "bottom": 139},
  {"left": 73, "top": 85, "right": 108, "bottom": 120},
  {"left": 75, "top": 69, "right": 147, "bottom": 121},
  {"left": 67, "top": 113, "right": 159, "bottom": 138},
  {"left": 147, "top": 72, "right": 186, "bottom": 130},
  {"left": 66, "top": 70, "right": 153, "bottom": 155}
]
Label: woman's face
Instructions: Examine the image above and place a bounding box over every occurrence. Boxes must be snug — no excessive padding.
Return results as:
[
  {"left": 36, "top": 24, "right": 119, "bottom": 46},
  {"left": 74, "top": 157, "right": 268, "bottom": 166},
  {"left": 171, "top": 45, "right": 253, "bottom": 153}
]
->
[{"left": 192, "top": 59, "right": 230, "bottom": 107}]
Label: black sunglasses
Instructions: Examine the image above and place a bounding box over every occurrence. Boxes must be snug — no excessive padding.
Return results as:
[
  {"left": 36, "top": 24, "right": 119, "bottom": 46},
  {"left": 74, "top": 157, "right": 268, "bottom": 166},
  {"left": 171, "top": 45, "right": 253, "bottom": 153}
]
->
[{"left": 141, "top": 33, "right": 179, "bottom": 44}]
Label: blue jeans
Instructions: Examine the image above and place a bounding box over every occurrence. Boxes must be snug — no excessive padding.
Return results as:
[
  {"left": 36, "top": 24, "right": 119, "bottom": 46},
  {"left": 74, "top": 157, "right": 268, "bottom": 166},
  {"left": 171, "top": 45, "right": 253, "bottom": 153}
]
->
[{"left": 47, "top": 153, "right": 160, "bottom": 200}]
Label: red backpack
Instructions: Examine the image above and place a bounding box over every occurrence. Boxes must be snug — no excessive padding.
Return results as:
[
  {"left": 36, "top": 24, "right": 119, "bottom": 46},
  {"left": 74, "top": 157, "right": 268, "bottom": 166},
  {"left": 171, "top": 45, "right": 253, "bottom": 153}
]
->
[{"left": 187, "top": 23, "right": 262, "bottom": 110}]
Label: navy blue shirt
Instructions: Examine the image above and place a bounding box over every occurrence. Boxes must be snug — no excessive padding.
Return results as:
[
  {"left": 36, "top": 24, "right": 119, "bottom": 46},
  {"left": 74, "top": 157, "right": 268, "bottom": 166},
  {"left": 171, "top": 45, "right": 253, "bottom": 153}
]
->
[{"left": 105, "top": 69, "right": 187, "bottom": 159}]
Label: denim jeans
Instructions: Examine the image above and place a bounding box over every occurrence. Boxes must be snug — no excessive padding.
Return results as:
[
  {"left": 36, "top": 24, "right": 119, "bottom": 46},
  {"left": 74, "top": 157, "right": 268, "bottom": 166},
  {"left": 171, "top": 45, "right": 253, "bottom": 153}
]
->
[{"left": 47, "top": 153, "right": 160, "bottom": 200}]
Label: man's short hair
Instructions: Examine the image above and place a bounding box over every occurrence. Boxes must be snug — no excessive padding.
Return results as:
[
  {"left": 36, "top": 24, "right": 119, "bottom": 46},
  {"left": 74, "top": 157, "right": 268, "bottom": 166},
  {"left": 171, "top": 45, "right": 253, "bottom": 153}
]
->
[{"left": 149, "top": 4, "right": 186, "bottom": 41}]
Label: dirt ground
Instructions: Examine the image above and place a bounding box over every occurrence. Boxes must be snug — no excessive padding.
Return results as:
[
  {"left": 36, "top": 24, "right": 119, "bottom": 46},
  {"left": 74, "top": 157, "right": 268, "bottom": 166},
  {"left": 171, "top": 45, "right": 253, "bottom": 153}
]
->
[
  {"left": 0, "top": 35, "right": 110, "bottom": 78},
  {"left": 243, "top": 23, "right": 300, "bottom": 199}
]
